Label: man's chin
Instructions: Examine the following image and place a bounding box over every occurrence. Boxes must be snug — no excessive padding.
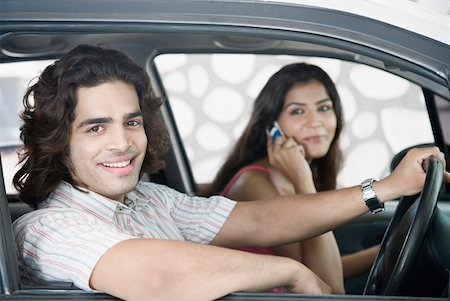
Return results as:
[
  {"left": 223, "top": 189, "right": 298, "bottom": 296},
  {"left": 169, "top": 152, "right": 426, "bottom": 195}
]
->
[{"left": 94, "top": 177, "right": 140, "bottom": 201}]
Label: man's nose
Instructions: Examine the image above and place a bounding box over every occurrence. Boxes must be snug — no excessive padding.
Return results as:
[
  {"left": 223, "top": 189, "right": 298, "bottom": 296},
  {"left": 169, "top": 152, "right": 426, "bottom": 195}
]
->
[{"left": 107, "top": 127, "right": 131, "bottom": 152}]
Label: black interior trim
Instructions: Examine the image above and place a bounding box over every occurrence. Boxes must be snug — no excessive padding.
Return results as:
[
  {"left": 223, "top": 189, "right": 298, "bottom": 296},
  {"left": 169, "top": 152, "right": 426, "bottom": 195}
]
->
[
  {"left": 0, "top": 153, "right": 21, "bottom": 294},
  {"left": 423, "top": 88, "right": 450, "bottom": 193}
]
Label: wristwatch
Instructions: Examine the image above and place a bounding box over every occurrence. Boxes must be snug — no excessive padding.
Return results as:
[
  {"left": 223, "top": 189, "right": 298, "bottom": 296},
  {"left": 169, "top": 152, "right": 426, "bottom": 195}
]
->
[{"left": 360, "top": 178, "right": 384, "bottom": 214}]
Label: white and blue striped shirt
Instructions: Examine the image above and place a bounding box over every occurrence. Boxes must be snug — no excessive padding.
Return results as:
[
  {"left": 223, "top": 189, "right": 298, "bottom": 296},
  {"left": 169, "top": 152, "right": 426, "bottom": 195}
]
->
[{"left": 13, "top": 181, "right": 236, "bottom": 291}]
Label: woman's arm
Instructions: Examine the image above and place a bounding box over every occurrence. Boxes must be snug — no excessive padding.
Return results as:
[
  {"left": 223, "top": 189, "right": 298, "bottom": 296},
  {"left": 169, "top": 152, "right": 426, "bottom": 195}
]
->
[
  {"left": 267, "top": 137, "right": 345, "bottom": 293},
  {"left": 342, "top": 245, "right": 380, "bottom": 278}
]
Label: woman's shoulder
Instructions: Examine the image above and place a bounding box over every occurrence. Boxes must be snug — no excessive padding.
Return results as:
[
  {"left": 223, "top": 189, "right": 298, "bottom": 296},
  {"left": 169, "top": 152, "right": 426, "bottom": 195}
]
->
[
  {"left": 225, "top": 160, "right": 273, "bottom": 187},
  {"left": 238, "top": 162, "right": 272, "bottom": 175},
  {"left": 222, "top": 160, "right": 282, "bottom": 200}
]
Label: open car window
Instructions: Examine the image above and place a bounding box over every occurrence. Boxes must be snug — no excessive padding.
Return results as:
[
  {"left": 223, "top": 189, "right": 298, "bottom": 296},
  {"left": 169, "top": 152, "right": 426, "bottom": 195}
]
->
[
  {"left": 154, "top": 54, "right": 434, "bottom": 188},
  {"left": 1, "top": 55, "right": 440, "bottom": 195},
  {"left": 0, "top": 60, "right": 55, "bottom": 195}
]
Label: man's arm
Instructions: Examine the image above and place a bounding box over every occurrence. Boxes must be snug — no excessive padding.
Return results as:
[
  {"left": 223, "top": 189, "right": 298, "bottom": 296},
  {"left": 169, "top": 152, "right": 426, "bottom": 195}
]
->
[
  {"left": 90, "top": 238, "right": 330, "bottom": 301},
  {"left": 211, "top": 147, "right": 450, "bottom": 248}
]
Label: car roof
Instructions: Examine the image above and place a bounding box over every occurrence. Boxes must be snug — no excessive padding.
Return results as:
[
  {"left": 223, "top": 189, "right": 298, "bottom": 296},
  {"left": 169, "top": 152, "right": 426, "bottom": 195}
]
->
[
  {"left": 1, "top": 0, "right": 448, "bottom": 92},
  {"left": 276, "top": 0, "right": 450, "bottom": 45}
]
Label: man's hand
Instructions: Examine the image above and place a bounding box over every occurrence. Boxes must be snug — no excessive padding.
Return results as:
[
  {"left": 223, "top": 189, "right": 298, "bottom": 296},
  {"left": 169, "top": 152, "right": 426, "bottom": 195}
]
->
[
  {"left": 381, "top": 146, "right": 450, "bottom": 200},
  {"left": 288, "top": 261, "right": 332, "bottom": 294}
]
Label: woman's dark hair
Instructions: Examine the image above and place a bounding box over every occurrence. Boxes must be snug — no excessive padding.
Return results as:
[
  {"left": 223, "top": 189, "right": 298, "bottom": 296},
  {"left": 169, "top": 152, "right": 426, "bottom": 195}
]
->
[
  {"left": 13, "top": 44, "right": 170, "bottom": 208},
  {"left": 211, "top": 63, "right": 344, "bottom": 194}
]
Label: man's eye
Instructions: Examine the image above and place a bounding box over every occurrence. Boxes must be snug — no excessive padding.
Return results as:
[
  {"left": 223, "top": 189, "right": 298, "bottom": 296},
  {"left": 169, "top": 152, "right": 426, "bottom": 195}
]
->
[
  {"left": 88, "top": 125, "right": 102, "bottom": 133},
  {"left": 127, "top": 120, "right": 143, "bottom": 127}
]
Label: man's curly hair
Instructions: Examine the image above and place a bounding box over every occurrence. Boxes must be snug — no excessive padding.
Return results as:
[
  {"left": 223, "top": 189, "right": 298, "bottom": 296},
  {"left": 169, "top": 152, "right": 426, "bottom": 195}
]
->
[{"left": 13, "top": 44, "right": 170, "bottom": 208}]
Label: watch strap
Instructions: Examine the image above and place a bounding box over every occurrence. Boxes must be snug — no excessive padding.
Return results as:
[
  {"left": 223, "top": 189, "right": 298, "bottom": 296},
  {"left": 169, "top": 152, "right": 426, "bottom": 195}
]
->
[{"left": 360, "top": 178, "right": 384, "bottom": 214}]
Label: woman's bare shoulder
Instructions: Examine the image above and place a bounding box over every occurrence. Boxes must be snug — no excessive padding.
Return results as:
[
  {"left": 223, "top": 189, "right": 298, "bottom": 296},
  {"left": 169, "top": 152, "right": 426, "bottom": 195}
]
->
[{"left": 225, "top": 160, "right": 279, "bottom": 201}]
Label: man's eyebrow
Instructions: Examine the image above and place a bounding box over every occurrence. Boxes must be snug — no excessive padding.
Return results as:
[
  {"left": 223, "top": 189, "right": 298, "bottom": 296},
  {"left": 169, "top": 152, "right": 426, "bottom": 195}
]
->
[
  {"left": 78, "top": 117, "right": 113, "bottom": 128},
  {"left": 77, "top": 112, "right": 142, "bottom": 128},
  {"left": 126, "top": 111, "right": 143, "bottom": 119}
]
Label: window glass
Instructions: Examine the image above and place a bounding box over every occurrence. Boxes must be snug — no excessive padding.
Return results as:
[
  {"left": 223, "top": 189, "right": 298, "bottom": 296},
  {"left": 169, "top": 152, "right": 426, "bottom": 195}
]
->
[
  {"left": 155, "top": 54, "right": 434, "bottom": 188},
  {"left": 0, "top": 60, "right": 54, "bottom": 194},
  {"left": 434, "top": 95, "right": 450, "bottom": 173}
]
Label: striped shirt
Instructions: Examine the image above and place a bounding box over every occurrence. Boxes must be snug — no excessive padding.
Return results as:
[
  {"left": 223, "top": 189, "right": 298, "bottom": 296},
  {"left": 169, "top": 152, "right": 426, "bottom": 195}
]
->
[{"left": 13, "top": 181, "right": 236, "bottom": 291}]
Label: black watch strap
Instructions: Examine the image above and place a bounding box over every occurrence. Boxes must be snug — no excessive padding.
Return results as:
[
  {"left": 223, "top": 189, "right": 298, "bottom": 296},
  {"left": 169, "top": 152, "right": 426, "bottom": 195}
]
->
[{"left": 360, "top": 178, "right": 384, "bottom": 214}]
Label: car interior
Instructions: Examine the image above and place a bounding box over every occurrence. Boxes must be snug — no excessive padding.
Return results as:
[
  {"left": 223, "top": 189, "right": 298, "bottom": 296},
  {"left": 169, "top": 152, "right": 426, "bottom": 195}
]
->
[{"left": 1, "top": 3, "right": 450, "bottom": 299}]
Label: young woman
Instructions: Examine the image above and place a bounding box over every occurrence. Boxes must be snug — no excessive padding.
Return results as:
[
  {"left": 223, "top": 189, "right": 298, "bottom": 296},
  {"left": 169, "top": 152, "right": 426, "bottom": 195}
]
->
[{"left": 211, "top": 63, "right": 379, "bottom": 294}]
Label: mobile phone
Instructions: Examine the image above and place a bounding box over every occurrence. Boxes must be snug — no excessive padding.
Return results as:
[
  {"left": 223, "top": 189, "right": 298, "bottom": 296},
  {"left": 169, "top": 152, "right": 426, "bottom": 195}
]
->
[{"left": 267, "top": 121, "right": 284, "bottom": 142}]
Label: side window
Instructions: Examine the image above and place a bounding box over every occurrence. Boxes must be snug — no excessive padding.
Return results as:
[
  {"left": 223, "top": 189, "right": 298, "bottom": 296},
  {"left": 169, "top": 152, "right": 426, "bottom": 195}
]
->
[
  {"left": 157, "top": 54, "right": 434, "bottom": 188},
  {"left": 433, "top": 94, "right": 450, "bottom": 175},
  {"left": 0, "top": 60, "right": 54, "bottom": 194}
]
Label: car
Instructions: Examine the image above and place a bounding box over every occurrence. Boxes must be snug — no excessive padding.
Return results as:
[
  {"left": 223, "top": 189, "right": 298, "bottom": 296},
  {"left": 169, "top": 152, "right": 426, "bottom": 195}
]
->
[{"left": 1, "top": 0, "right": 449, "bottom": 300}]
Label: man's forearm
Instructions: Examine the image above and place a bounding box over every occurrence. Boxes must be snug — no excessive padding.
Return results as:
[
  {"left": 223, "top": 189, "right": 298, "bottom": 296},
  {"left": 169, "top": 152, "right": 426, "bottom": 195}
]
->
[
  {"left": 90, "top": 238, "right": 328, "bottom": 301},
  {"left": 213, "top": 175, "right": 408, "bottom": 249},
  {"left": 214, "top": 185, "right": 366, "bottom": 247},
  {"left": 214, "top": 146, "right": 450, "bottom": 248}
]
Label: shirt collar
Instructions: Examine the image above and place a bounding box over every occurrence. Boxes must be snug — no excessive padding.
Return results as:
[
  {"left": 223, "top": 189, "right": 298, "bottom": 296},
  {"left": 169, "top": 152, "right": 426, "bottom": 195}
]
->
[
  {"left": 124, "top": 183, "right": 148, "bottom": 211},
  {"left": 43, "top": 181, "right": 124, "bottom": 222}
]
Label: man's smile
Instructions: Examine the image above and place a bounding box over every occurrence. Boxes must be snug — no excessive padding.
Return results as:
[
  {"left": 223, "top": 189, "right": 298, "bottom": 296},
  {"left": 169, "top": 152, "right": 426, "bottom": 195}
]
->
[
  {"left": 101, "top": 160, "right": 132, "bottom": 168},
  {"left": 98, "top": 157, "right": 137, "bottom": 176}
]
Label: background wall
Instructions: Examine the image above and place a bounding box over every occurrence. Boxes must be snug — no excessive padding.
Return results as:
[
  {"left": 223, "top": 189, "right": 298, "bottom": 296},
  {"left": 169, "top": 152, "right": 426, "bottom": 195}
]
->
[{"left": 155, "top": 54, "right": 433, "bottom": 188}]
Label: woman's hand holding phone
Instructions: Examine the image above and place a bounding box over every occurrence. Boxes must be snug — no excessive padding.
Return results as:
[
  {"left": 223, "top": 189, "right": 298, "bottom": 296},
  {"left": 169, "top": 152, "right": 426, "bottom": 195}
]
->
[
  {"left": 267, "top": 123, "right": 315, "bottom": 193},
  {"left": 268, "top": 121, "right": 285, "bottom": 143}
]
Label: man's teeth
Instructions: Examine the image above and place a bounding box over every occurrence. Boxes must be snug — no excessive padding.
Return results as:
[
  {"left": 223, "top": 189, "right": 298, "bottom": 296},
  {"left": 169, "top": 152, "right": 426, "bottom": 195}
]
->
[{"left": 102, "top": 160, "right": 131, "bottom": 168}]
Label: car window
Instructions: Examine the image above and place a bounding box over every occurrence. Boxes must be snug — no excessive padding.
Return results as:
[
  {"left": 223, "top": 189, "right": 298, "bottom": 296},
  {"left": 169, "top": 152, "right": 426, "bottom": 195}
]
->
[
  {"left": 0, "top": 60, "right": 54, "bottom": 194},
  {"left": 0, "top": 55, "right": 437, "bottom": 193},
  {"left": 155, "top": 54, "right": 434, "bottom": 188},
  {"left": 433, "top": 94, "right": 450, "bottom": 175}
]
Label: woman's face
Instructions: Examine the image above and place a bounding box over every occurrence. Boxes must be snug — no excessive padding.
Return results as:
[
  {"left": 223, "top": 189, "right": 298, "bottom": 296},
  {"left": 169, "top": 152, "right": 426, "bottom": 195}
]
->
[{"left": 277, "top": 79, "right": 337, "bottom": 161}]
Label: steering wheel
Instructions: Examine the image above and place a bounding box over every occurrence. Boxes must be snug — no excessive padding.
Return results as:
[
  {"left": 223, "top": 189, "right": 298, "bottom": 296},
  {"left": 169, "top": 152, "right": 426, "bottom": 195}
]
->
[{"left": 364, "top": 157, "right": 443, "bottom": 296}]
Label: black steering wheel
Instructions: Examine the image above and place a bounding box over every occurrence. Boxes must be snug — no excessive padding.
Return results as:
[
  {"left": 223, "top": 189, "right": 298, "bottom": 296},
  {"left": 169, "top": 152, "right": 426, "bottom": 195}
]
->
[{"left": 364, "top": 157, "right": 443, "bottom": 296}]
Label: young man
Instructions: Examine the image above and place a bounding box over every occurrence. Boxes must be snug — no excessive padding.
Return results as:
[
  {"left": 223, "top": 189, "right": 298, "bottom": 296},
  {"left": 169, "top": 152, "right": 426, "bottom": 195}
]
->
[{"left": 13, "top": 44, "right": 450, "bottom": 301}]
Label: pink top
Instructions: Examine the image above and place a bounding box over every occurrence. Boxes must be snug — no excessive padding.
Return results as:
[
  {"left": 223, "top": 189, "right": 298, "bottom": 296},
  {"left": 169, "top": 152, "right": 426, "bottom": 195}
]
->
[
  {"left": 220, "top": 164, "right": 284, "bottom": 197},
  {"left": 220, "top": 164, "right": 285, "bottom": 293}
]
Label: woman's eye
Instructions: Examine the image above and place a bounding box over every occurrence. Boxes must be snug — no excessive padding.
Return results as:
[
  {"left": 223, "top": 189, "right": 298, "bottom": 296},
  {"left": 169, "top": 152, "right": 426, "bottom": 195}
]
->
[
  {"left": 290, "top": 108, "right": 304, "bottom": 115},
  {"left": 319, "top": 105, "right": 333, "bottom": 112}
]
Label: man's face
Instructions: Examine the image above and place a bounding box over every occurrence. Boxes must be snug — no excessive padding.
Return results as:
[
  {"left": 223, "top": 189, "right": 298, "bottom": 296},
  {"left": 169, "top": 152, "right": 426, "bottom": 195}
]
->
[{"left": 69, "top": 80, "right": 148, "bottom": 202}]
